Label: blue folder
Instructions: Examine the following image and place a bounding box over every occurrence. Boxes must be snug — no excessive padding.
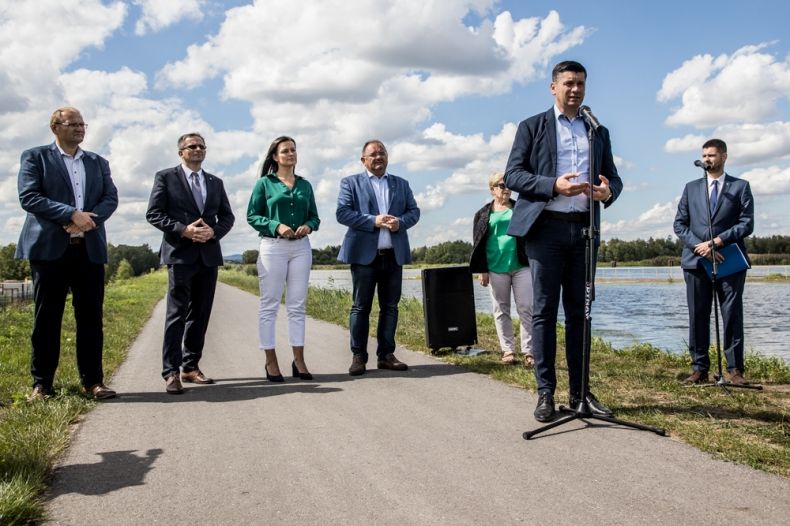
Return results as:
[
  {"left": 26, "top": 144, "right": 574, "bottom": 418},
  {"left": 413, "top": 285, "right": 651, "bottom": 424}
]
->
[{"left": 699, "top": 243, "right": 750, "bottom": 278}]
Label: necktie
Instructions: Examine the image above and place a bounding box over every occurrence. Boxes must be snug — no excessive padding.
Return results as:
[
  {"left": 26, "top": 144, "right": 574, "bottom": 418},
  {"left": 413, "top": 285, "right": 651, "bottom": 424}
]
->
[
  {"left": 709, "top": 179, "right": 718, "bottom": 215},
  {"left": 190, "top": 172, "right": 204, "bottom": 213}
]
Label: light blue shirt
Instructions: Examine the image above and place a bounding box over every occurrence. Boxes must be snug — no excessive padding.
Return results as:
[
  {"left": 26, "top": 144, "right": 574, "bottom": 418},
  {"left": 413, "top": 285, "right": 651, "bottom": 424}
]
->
[
  {"left": 546, "top": 105, "right": 590, "bottom": 212},
  {"left": 367, "top": 170, "right": 392, "bottom": 249},
  {"left": 56, "top": 144, "right": 86, "bottom": 238},
  {"left": 181, "top": 164, "right": 206, "bottom": 207}
]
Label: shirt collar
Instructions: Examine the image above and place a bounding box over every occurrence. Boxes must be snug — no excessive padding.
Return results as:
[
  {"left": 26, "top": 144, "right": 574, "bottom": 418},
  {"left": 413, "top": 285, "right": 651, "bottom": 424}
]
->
[
  {"left": 55, "top": 143, "right": 83, "bottom": 160},
  {"left": 367, "top": 170, "right": 388, "bottom": 180},
  {"left": 181, "top": 165, "right": 203, "bottom": 178},
  {"left": 553, "top": 104, "right": 582, "bottom": 122}
]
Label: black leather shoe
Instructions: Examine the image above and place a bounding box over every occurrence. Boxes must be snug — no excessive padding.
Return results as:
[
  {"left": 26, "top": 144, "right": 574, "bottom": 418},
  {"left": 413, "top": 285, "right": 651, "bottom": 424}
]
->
[
  {"left": 292, "top": 361, "right": 313, "bottom": 380},
  {"left": 377, "top": 353, "right": 408, "bottom": 371},
  {"left": 569, "top": 392, "right": 614, "bottom": 416},
  {"left": 534, "top": 392, "right": 555, "bottom": 422},
  {"left": 349, "top": 355, "right": 366, "bottom": 376}
]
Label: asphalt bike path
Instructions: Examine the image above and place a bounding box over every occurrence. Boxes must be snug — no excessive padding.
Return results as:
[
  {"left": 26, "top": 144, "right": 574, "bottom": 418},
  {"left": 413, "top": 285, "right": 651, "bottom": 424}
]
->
[{"left": 46, "top": 283, "right": 790, "bottom": 525}]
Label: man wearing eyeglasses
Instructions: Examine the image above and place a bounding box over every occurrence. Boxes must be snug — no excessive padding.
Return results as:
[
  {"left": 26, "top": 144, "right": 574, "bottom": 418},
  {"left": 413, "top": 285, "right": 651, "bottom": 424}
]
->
[
  {"left": 16, "top": 106, "right": 118, "bottom": 401},
  {"left": 336, "top": 140, "right": 420, "bottom": 376},
  {"left": 146, "top": 133, "right": 235, "bottom": 394}
]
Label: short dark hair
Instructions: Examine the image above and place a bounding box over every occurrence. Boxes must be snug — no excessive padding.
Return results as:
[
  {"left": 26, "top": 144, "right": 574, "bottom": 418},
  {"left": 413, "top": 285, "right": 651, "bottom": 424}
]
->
[
  {"left": 552, "top": 61, "right": 587, "bottom": 81},
  {"left": 260, "top": 136, "right": 296, "bottom": 177},
  {"left": 361, "top": 140, "right": 386, "bottom": 156},
  {"left": 177, "top": 132, "right": 205, "bottom": 150},
  {"left": 702, "top": 138, "right": 727, "bottom": 154}
]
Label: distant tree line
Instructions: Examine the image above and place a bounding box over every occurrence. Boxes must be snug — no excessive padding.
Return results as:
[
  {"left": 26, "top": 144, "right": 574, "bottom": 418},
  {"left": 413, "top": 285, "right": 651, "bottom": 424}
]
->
[{"left": 4, "top": 235, "right": 789, "bottom": 281}]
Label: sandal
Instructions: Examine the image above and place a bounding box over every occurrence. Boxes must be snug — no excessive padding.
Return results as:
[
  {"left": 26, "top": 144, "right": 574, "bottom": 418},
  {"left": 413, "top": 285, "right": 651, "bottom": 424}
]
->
[
  {"left": 500, "top": 353, "right": 517, "bottom": 365},
  {"left": 523, "top": 355, "right": 535, "bottom": 369}
]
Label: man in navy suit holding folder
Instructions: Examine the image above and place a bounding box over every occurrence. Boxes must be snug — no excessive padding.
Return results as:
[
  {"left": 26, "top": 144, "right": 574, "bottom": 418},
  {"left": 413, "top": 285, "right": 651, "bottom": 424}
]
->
[{"left": 674, "top": 139, "right": 754, "bottom": 385}]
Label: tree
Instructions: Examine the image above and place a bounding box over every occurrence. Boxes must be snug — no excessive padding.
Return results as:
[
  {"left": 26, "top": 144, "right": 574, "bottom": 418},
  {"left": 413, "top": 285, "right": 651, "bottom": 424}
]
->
[
  {"left": 113, "top": 259, "right": 134, "bottom": 281},
  {"left": 106, "top": 244, "right": 159, "bottom": 280},
  {"left": 242, "top": 249, "right": 259, "bottom": 264},
  {"left": 0, "top": 243, "right": 30, "bottom": 280}
]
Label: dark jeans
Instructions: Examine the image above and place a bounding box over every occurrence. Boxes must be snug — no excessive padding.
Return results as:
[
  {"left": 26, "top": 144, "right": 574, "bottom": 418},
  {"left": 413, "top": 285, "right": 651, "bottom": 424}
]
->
[
  {"left": 162, "top": 262, "right": 218, "bottom": 378},
  {"left": 526, "top": 217, "right": 592, "bottom": 396},
  {"left": 30, "top": 244, "right": 105, "bottom": 389},
  {"left": 349, "top": 251, "right": 402, "bottom": 361},
  {"left": 684, "top": 268, "right": 746, "bottom": 373}
]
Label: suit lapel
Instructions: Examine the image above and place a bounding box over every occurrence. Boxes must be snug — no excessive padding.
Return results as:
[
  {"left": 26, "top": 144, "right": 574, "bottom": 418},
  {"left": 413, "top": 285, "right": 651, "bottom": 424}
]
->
[
  {"left": 387, "top": 175, "right": 396, "bottom": 211},
  {"left": 360, "top": 173, "right": 379, "bottom": 213},
  {"left": 711, "top": 174, "right": 729, "bottom": 217},
  {"left": 47, "top": 143, "right": 75, "bottom": 198},
  {"left": 176, "top": 166, "right": 202, "bottom": 214},
  {"left": 544, "top": 108, "right": 558, "bottom": 176}
]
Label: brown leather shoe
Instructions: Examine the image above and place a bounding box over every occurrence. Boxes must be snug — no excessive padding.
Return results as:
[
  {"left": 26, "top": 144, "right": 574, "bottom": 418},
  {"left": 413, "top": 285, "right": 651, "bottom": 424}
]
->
[
  {"left": 165, "top": 373, "right": 184, "bottom": 394},
  {"left": 682, "top": 370, "right": 709, "bottom": 385},
  {"left": 728, "top": 369, "right": 748, "bottom": 385},
  {"left": 377, "top": 353, "right": 408, "bottom": 371},
  {"left": 349, "top": 355, "right": 366, "bottom": 376},
  {"left": 85, "top": 383, "right": 117, "bottom": 400},
  {"left": 29, "top": 384, "right": 53, "bottom": 401},
  {"left": 181, "top": 369, "right": 214, "bottom": 384}
]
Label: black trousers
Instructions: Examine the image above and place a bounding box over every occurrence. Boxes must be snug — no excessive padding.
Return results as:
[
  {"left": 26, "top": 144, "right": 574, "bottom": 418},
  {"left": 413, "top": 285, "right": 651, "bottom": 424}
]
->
[
  {"left": 162, "top": 262, "right": 218, "bottom": 378},
  {"left": 30, "top": 243, "right": 105, "bottom": 390}
]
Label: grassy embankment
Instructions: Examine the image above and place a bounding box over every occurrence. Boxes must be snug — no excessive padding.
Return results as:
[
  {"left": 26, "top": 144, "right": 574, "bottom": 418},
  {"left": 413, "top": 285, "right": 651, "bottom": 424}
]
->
[
  {"left": 219, "top": 266, "right": 790, "bottom": 478},
  {"left": 0, "top": 271, "right": 167, "bottom": 525}
]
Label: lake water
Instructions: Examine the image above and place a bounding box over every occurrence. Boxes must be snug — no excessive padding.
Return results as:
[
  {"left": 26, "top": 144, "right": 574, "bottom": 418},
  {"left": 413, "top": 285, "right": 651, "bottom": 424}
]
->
[{"left": 309, "top": 267, "right": 790, "bottom": 364}]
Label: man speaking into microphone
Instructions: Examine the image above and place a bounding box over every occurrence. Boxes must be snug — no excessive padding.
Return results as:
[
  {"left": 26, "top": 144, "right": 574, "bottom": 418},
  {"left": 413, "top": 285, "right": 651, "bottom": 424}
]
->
[{"left": 504, "top": 60, "right": 622, "bottom": 422}]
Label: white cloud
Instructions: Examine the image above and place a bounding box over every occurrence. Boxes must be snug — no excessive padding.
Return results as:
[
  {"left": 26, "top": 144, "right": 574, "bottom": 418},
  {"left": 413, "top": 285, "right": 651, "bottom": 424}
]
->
[
  {"left": 740, "top": 165, "right": 790, "bottom": 195},
  {"left": 133, "top": 0, "right": 205, "bottom": 35},
  {"left": 658, "top": 43, "right": 790, "bottom": 128},
  {"left": 601, "top": 199, "right": 679, "bottom": 240},
  {"left": 664, "top": 122, "right": 790, "bottom": 166}
]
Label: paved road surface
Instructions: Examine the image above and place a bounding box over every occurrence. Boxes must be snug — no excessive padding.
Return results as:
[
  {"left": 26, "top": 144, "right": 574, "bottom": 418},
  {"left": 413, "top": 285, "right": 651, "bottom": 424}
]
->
[{"left": 46, "top": 283, "right": 789, "bottom": 525}]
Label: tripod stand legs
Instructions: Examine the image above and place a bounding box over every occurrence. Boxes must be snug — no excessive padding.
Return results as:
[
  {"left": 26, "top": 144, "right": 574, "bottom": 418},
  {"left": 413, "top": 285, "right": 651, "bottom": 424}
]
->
[{"left": 523, "top": 405, "right": 666, "bottom": 440}]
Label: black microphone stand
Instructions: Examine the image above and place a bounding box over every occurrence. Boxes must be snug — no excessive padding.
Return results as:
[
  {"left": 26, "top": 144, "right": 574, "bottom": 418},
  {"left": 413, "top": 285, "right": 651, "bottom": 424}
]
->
[
  {"left": 524, "top": 115, "right": 665, "bottom": 440},
  {"left": 693, "top": 163, "right": 762, "bottom": 393}
]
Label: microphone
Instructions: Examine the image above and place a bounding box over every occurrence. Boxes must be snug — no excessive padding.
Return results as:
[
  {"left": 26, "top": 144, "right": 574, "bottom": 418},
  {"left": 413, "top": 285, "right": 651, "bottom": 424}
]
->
[
  {"left": 579, "top": 105, "right": 601, "bottom": 131},
  {"left": 693, "top": 160, "right": 709, "bottom": 170}
]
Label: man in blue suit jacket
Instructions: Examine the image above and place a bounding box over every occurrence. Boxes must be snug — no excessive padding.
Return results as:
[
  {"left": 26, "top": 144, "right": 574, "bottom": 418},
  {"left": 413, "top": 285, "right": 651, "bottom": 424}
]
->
[
  {"left": 337, "top": 140, "right": 420, "bottom": 375},
  {"left": 505, "top": 61, "right": 622, "bottom": 422},
  {"left": 146, "top": 132, "right": 235, "bottom": 394},
  {"left": 16, "top": 107, "right": 118, "bottom": 400},
  {"left": 674, "top": 139, "right": 754, "bottom": 385}
]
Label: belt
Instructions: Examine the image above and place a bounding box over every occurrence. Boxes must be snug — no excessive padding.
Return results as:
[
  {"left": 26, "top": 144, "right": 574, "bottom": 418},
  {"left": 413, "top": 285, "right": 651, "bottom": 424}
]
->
[
  {"left": 541, "top": 210, "right": 588, "bottom": 223},
  {"left": 377, "top": 248, "right": 394, "bottom": 255},
  {"left": 69, "top": 237, "right": 84, "bottom": 245}
]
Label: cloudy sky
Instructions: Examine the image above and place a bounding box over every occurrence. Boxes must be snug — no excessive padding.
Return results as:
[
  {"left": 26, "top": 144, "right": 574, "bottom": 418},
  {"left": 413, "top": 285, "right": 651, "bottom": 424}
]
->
[{"left": 2, "top": 0, "right": 788, "bottom": 255}]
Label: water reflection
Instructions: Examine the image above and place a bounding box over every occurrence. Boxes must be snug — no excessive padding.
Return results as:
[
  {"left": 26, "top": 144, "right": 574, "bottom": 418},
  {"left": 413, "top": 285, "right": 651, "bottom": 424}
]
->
[{"left": 310, "top": 268, "right": 790, "bottom": 363}]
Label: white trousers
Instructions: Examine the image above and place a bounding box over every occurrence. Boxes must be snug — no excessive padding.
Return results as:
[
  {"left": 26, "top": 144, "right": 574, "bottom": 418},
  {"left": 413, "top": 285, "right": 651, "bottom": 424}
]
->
[
  {"left": 488, "top": 266, "right": 533, "bottom": 356},
  {"left": 257, "top": 236, "right": 312, "bottom": 349}
]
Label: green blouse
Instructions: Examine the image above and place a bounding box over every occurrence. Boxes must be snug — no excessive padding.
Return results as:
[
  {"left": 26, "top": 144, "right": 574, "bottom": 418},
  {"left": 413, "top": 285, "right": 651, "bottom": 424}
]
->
[
  {"left": 485, "top": 208, "right": 524, "bottom": 273},
  {"left": 247, "top": 173, "right": 320, "bottom": 238}
]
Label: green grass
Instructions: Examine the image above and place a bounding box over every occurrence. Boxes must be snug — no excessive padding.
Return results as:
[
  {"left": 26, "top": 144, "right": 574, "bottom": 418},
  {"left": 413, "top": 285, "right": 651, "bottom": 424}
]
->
[
  {"left": 0, "top": 271, "right": 167, "bottom": 525},
  {"left": 219, "top": 266, "right": 790, "bottom": 477}
]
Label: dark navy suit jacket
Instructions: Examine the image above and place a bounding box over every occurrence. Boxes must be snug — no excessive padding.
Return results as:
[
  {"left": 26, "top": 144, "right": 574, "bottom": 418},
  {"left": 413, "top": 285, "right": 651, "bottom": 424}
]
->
[
  {"left": 673, "top": 174, "right": 754, "bottom": 270},
  {"left": 336, "top": 172, "right": 420, "bottom": 266},
  {"left": 146, "top": 166, "right": 235, "bottom": 266},
  {"left": 504, "top": 107, "right": 622, "bottom": 242},
  {"left": 16, "top": 143, "right": 117, "bottom": 264}
]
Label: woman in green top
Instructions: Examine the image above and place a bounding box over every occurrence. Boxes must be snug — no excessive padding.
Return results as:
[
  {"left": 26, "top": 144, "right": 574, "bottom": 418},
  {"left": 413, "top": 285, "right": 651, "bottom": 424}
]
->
[
  {"left": 247, "top": 136, "right": 320, "bottom": 381},
  {"left": 469, "top": 172, "right": 534, "bottom": 367}
]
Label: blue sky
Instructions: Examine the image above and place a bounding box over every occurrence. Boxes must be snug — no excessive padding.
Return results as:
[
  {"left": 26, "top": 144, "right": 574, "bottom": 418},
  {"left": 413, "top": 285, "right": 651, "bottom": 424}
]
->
[{"left": 2, "top": 0, "right": 788, "bottom": 255}]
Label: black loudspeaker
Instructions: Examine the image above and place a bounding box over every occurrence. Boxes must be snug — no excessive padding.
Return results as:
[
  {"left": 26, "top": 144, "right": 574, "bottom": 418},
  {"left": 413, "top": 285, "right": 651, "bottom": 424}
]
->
[{"left": 421, "top": 266, "right": 477, "bottom": 352}]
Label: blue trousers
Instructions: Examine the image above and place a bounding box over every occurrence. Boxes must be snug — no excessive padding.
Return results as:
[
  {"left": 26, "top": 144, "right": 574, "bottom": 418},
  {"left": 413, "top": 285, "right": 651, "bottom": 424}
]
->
[
  {"left": 684, "top": 268, "right": 746, "bottom": 373},
  {"left": 526, "top": 217, "right": 591, "bottom": 396},
  {"left": 349, "top": 251, "right": 402, "bottom": 361}
]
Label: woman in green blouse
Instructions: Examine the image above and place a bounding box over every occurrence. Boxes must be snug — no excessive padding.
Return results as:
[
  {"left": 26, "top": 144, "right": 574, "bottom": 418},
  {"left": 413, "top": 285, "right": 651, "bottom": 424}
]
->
[{"left": 247, "top": 136, "right": 320, "bottom": 381}]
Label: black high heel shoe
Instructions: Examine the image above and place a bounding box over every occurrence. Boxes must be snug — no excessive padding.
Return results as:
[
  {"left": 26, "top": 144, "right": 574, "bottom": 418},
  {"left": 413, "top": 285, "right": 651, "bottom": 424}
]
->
[
  {"left": 292, "top": 361, "right": 313, "bottom": 380},
  {"left": 265, "top": 363, "right": 284, "bottom": 382}
]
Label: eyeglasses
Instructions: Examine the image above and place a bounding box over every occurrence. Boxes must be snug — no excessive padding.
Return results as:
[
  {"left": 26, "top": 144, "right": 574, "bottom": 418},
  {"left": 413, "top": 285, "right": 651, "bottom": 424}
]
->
[
  {"left": 181, "top": 144, "right": 207, "bottom": 151},
  {"left": 56, "top": 122, "right": 87, "bottom": 129},
  {"left": 363, "top": 151, "right": 387, "bottom": 159},
  {"left": 492, "top": 183, "right": 507, "bottom": 189}
]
